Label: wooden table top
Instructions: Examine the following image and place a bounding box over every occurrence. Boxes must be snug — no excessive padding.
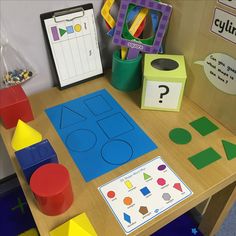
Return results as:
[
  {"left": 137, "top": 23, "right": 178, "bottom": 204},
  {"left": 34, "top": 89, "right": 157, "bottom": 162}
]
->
[{"left": 1, "top": 74, "right": 236, "bottom": 236}]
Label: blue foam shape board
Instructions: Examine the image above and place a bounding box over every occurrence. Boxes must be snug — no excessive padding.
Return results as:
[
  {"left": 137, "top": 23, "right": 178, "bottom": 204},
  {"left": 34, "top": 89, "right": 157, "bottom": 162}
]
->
[
  {"left": 15, "top": 139, "right": 58, "bottom": 182},
  {"left": 45, "top": 89, "right": 157, "bottom": 182}
]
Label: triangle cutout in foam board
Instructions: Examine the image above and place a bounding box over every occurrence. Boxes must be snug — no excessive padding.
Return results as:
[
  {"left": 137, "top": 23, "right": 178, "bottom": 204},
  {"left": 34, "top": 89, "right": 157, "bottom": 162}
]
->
[{"left": 60, "top": 106, "right": 85, "bottom": 129}]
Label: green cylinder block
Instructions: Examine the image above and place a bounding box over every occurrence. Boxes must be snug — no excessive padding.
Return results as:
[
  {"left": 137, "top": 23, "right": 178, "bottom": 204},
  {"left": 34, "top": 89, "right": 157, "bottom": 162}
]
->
[{"left": 111, "top": 50, "right": 142, "bottom": 92}]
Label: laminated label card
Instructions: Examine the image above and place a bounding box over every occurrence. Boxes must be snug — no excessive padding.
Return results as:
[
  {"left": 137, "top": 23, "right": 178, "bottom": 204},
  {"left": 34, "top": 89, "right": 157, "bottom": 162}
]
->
[{"left": 98, "top": 157, "right": 193, "bottom": 234}]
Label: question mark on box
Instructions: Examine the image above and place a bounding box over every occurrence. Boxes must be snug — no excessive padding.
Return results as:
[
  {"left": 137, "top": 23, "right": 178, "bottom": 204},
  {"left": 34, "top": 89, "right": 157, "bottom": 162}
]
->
[{"left": 158, "top": 85, "right": 169, "bottom": 103}]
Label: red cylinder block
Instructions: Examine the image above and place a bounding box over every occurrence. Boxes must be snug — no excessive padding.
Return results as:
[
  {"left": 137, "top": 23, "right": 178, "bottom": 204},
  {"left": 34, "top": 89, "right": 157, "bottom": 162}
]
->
[{"left": 30, "top": 163, "right": 73, "bottom": 216}]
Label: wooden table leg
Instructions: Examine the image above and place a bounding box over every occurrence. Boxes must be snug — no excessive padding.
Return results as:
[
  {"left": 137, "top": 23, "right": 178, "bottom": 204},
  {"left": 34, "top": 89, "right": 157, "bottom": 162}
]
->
[{"left": 199, "top": 181, "right": 236, "bottom": 236}]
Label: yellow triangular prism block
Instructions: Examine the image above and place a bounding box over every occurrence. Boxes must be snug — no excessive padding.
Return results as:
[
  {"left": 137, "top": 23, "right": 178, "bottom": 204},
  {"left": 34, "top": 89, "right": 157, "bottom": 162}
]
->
[
  {"left": 18, "top": 227, "right": 39, "bottom": 236},
  {"left": 50, "top": 213, "right": 97, "bottom": 236},
  {"left": 11, "top": 119, "right": 42, "bottom": 151}
]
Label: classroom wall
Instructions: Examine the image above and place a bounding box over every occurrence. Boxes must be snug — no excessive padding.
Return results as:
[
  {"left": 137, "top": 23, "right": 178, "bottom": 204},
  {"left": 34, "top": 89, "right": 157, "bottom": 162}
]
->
[
  {"left": 0, "top": 0, "right": 115, "bottom": 95},
  {"left": 164, "top": 0, "right": 236, "bottom": 134}
]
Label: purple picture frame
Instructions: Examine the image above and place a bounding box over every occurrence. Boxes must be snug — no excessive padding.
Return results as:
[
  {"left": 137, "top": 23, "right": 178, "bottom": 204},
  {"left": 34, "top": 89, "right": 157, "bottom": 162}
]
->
[{"left": 113, "top": 0, "right": 172, "bottom": 54}]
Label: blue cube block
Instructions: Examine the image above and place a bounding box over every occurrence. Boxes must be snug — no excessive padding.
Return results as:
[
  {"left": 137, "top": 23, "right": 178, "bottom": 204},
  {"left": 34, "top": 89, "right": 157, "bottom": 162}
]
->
[{"left": 15, "top": 139, "right": 58, "bottom": 182}]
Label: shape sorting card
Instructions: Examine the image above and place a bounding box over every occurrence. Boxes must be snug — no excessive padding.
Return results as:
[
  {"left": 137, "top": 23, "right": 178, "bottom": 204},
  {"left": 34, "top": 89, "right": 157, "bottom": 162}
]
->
[
  {"left": 98, "top": 157, "right": 193, "bottom": 234},
  {"left": 45, "top": 90, "right": 157, "bottom": 182},
  {"left": 41, "top": 4, "right": 103, "bottom": 88}
]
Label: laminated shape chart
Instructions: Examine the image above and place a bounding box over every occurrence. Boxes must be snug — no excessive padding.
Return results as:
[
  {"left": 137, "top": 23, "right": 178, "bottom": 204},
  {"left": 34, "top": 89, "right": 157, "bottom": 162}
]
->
[
  {"left": 98, "top": 157, "right": 193, "bottom": 235},
  {"left": 43, "top": 7, "right": 103, "bottom": 87},
  {"left": 45, "top": 89, "right": 157, "bottom": 182}
]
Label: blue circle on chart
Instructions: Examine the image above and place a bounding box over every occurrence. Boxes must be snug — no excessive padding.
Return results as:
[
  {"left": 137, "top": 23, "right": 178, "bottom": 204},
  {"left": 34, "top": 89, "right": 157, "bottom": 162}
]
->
[
  {"left": 66, "top": 129, "right": 97, "bottom": 152},
  {"left": 101, "top": 139, "right": 133, "bottom": 165}
]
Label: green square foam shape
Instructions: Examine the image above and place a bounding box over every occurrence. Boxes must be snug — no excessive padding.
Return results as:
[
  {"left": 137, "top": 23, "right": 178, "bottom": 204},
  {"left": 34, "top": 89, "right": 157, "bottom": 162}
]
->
[
  {"left": 190, "top": 117, "right": 219, "bottom": 136},
  {"left": 141, "top": 54, "right": 187, "bottom": 111},
  {"left": 188, "top": 147, "right": 221, "bottom": 169}
]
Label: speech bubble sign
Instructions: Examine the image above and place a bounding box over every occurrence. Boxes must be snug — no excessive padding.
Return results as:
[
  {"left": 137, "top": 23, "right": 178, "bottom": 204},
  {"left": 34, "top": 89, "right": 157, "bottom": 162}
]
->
[{"left": 195, "top": 53, "right": 236, "bottom": 95}]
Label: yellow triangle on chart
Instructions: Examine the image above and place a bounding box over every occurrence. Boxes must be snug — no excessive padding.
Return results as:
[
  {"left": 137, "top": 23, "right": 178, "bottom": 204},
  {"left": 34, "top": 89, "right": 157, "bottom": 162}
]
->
[
  {"left": 50, "top": 213, "right": 97, "bottom": 236},
  {"left": 11, "top": 119, "right": 42, "bottom": 151}
]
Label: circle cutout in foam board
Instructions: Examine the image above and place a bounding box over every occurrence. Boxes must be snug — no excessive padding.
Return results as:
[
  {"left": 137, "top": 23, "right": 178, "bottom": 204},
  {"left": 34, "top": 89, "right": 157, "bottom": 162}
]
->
[
  {"left": 66, "top": 129, "right": 97, "bottom": 152},
  {"left": 101, "top": 139, "right": 133, "bottom": 165}
]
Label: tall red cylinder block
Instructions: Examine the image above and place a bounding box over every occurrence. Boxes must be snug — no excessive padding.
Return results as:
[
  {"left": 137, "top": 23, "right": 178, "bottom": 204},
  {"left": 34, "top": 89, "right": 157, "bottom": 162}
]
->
[{"left": 30, "top": 163, "right": 73, "bottom": 216}]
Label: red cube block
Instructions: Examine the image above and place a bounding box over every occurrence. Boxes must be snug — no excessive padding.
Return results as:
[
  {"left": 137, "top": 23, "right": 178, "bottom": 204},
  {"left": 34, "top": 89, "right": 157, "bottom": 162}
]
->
[{"left": 0, "top": 85, "right": 34, "bottom": 129}]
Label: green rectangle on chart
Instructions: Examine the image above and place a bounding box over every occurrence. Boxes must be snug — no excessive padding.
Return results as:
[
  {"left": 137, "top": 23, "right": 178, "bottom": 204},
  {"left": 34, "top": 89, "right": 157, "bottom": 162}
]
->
[
  {"left": 188, "top": 147, "right": 221, "bottom": 169},
  {"left": 189, "top": 116, "right": 219, "bottom": 136}
]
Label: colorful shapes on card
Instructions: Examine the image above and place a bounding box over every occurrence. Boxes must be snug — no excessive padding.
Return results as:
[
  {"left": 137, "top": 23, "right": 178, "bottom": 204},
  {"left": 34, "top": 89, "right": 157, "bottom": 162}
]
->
[
  {"left": 66, "top": 25, "right": 74, "bottom": 34},
  {"left": 123, "top": 197, "right": 133, "bottom": 206},
  {"left": 107, "top": 191, "right": 115, "bottom": 199},
  {"left": 188, "top": 147, "right": 221, "bottom": 169},
  {"left": 139, "top": 206, "right": 148, "bottom": 215},
  {"left": 157, "top": 164, "right": 166, "bottom": 171},
  {"left": 157, "top": 178, "right": 166, "bottom": 186},
  {"left": 124, "top": 180, "right": 133, "bottom": 189},
  {"left": 173, "top": 183, "right": 183, "bottom": 192},
  {"left": 143, "top": 172, "right": 151, "bottom": 180},
  {"left": 59, "top": 28, "right": 67, "bottom": 37},
  {"left": 140, "top": 187, "right": 151, "bottom": 196},
  {"left": 189, "top": 116, "right": 219, "bottom": 136},
  {"left": 74, "top": 24, "right": 82, "bottom": 32},
  {"left": 50, "top": 24, "right": 81, "bottom": 41},
  {"left": 123, "top": 212, "right": 131, "bottom": 224},
  {"left": 169, "top": 128, "right": 192, "bottom": 144},
  {"left": 50, "top": 23, "right": 85, "bottom": 42},
  {"left": 98, "top": 157, "right": 193, "bottom": 234},
  {"left": 222, "top": 140, "right": 236, "bottom": 160},
  {"left": 162, "top": 193, "right": 171, "bottom": 201},
  {"left": 51, "top": 26, "right": 59, "bottom": 41}
]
